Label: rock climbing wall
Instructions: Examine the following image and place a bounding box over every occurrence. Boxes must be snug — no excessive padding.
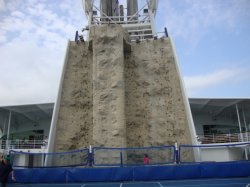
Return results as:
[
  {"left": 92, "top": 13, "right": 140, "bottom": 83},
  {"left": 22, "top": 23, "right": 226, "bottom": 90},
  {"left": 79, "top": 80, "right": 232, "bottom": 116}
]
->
[
  {"left": 53, "top": 41, "right": 93, "bottom": 152},
  {"left": 124, "top": 38, "right": 194, "bottom": 162},
  {"left": 52, "top": 25, "right": 194, "bottom": 162},
  {"left": 90, "top": 25, "right": 127, "bottom": 148},
  {"left": 125, "top": 38, "right": 192, "bottom": 147}
]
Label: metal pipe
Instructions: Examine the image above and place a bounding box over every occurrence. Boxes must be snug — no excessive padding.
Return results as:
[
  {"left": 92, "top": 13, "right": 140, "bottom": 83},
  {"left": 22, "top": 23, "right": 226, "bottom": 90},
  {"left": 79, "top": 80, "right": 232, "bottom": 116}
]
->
[
  {"left": 127, "top": 3, "right": 147, "bottom": 22},
  {"left": 94, "top": 4, "right": 116, "bottom": 23},
  {"left": 119, "top": 5, "right": 124, "bottom": 21},
  {"left": 101, "top": 0, "right": 118, "bottom": 19},
  {"left": 127, "top": 0, "right": 138, "bottom": 22}
]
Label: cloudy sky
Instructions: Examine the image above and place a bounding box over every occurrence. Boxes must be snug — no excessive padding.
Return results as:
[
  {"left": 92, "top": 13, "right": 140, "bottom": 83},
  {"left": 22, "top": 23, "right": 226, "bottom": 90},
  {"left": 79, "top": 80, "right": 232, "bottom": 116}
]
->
[{"left": 0, "top": 0, "right": 249, "bottom": 106}]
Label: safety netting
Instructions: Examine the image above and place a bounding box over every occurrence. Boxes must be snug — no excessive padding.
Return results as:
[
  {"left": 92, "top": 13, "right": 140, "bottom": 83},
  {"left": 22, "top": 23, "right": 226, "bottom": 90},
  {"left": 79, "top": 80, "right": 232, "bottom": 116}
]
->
[
  {"left": 179, "top": 142, "right": 250, "bottom": 163},
  {"left": 9, "top": 148, "right": 89, "bottom": 168},
  {"left": 92, "top": 145, "right": 175, "bottom": 166}
]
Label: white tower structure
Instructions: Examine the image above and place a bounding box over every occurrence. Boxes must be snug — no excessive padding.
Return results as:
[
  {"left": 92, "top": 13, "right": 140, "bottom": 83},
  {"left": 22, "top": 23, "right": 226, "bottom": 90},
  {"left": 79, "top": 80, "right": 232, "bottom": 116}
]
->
[{"left": 82, "top": 0, "right": 158, "bottom": 41}]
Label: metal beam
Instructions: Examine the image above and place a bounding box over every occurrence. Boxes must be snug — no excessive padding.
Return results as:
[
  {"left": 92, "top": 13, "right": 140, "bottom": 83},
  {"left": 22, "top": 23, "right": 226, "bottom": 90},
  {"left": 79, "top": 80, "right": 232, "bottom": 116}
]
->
[
  {"left": 198, "top": 99, "right": 211, "bottom": 113},
  {"left": 36, "top": 104, "right": 50, "bottom": 117},
  {"left": 3, "top": 107, "right": 37, "bottom": 123},
  {"left": 214, "top": 100, "right": 242, "bottom": 117}
]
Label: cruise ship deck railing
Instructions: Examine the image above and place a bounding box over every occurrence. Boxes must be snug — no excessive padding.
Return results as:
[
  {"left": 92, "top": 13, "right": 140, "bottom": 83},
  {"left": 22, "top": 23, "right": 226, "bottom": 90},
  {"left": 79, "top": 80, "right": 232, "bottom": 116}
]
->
[
  {"left": 6, "top": 142, "right": 250, "bottom": 167},
  {"left": 197, "top": 132, "right": 250, "bottom": 144},
  {"left": 179, "top": 142, "right": 250, "bottom": 163},
  {"left": 1, "top": 133, "right": 249, "bottom": 151},
  {"left": 0, "top": 139, "right": 46, "bottom": 150}
]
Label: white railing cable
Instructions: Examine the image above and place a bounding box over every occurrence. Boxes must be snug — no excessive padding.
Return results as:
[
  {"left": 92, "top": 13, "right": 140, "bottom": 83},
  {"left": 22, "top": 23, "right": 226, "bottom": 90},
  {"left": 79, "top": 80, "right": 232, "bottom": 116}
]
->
[
  {"left": 197, "top": 132, "right": 250, "bottom": 144},
  {"left": 0, "top": 139, "right": 47, "bottom": 149}
]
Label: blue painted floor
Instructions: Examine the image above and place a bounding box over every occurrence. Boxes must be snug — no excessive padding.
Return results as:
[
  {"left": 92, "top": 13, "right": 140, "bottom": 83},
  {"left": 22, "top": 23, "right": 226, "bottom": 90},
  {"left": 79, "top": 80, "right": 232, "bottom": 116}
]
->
[{"left": 8, "top": 177, "right": 250, "bottom": 187}]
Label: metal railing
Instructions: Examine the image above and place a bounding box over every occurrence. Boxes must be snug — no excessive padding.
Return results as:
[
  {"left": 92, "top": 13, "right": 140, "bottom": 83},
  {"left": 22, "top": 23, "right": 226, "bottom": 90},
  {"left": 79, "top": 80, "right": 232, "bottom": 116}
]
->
[
  {"left": 0, "top": 139, "right": 47, "bottom": 150},
  {"left": 88, "top": 2, "right": 155, "bottom": 42},
  {"left": 90, "top": 2, "right": 150, "bottom": 25},
  {"left": 91, "top": 15, "right": 151, "bottom": 24},
  {"left": 91, "top": 14, "right": 153, "bottom": 41},
  {"left": 197, "top": 132, "right": 250, "bottom": 144}
]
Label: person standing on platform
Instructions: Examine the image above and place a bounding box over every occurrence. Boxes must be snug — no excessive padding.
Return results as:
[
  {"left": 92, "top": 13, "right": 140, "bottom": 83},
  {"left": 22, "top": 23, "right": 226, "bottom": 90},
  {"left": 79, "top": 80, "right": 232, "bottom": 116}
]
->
[
  {"left": 0, "top": 156, "right": 16, "bottom": 187},
  {"left": 143, "top": 154, "right": 150, "bottom": 164}
]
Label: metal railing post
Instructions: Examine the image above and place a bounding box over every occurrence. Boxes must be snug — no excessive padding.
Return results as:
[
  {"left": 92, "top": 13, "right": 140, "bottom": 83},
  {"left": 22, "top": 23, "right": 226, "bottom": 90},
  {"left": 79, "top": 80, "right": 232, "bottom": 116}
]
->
[
  {"left": 175, "top": 142, "right": 179, "bottom": 164},
  {"left": 6, "top": 111, "right": 12, "bottom": 149},
  {"left": 120, "top": 151, "right": 123, "bottom": 167},
  {"left": 88, "top": 145, "right": 93, "bottom": 167},
  {"left": 236, "top": 104, "right": 243, "bottom": 141}
]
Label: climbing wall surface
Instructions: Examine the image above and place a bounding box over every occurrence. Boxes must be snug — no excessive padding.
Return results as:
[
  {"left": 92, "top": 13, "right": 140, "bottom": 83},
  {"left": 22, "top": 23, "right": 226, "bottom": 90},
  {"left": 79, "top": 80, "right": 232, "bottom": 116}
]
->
[
  {"left": 90, "top": 25, "right": 128, "bottom": 148},
  {"left": 125, "top": 39, "right": 193, "bottom": 148},
  {"left": 53, "top": 42, "right": 93, "bottom": 151},
  {"left": 52, "top": 25, "right": 194, "bottom": 162}
]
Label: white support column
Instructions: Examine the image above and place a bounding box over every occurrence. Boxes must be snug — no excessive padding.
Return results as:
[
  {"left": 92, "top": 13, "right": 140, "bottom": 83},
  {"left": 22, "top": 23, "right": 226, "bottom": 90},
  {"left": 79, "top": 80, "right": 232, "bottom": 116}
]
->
[
  {"left": 3, "top": 118, "right": 6, "bottom": 138},
  {"left": 148, "top": 8, "right": 156, "bottom": 37},
  {"left": 242, "top": 106, "right": 249, "bottom": 160},
  {"left": 88, "top": 11, "right": 93, "bottom": 26},
  {"left": 242, "top": 107, "right": 248, "bottom": 142},
  {"left": 236, "top": 104, "right": 243, "bottom": 137},
  {"left": 236, "top": 104, "right": 248, "bottom": 160},
  {"left": 242, "top": 107, "right": 247, "bottom": 131},
  {"left": 89, "top": 145, "right": 92, "bottom": 153},
  {"left": 174, "top": 142, "right": 178, "bottom": 163},
  {"left": 87, "top": 11, "right": 93, "bottom": 40},
  {"left": 6, "top": 111, "right": 12, "bottom": 150}
]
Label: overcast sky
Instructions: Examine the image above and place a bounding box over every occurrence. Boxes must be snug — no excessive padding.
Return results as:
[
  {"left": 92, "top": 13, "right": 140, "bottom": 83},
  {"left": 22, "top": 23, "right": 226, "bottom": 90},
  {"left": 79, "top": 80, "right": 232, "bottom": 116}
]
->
[{"left": 0, "top": 0, "right": 250, "bottom": 106}]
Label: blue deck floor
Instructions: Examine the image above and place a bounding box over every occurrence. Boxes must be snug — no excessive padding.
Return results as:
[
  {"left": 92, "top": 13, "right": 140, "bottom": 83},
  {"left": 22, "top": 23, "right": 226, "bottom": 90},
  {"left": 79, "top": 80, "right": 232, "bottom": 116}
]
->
[{"left": 8, "top": 177, "right": 250, "bottom": 187}]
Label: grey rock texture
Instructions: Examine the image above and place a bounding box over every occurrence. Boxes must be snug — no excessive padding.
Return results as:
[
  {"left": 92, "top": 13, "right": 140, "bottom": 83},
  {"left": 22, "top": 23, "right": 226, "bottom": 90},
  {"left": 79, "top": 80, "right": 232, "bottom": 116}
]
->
[
  {"left": 54, "top": 42, "right": 93, "bottom": 151},
  {"left": 91, "top": 25, "right": 127, "bottom": 148},
  {"left": 125, "top": 39, "right": 192, "bottom": 148}
]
